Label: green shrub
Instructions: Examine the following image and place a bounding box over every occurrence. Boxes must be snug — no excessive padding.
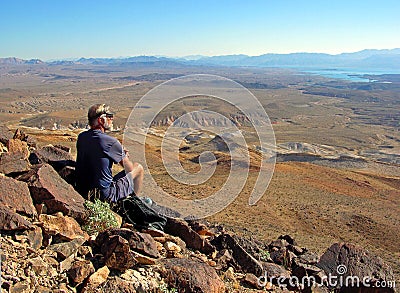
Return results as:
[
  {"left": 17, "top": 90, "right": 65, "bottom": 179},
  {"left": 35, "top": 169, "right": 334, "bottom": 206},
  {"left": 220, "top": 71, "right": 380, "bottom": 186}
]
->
[{"left": 82, "top": 199, "right": 119, "bottom": 235}]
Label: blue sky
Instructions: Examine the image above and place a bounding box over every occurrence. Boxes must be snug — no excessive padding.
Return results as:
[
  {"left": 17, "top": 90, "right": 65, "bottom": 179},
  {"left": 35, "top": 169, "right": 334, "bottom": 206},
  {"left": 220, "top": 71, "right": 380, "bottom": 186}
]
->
[{"left": 1, "top": 0, "right": 399, "bottom": 60}]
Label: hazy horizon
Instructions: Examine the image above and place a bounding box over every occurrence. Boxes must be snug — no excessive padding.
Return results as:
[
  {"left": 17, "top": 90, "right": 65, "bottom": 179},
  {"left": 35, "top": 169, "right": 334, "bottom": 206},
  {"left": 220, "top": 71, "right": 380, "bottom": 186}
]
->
[{"left": 2, "top": 47, "right": 400, "bottom": 62}]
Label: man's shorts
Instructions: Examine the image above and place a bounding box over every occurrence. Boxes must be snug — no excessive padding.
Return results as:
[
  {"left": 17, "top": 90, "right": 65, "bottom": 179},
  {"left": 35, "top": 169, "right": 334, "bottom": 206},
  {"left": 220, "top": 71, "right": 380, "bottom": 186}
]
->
[{"left": 100, "top": 171, "right": 134, "bottom": 203}]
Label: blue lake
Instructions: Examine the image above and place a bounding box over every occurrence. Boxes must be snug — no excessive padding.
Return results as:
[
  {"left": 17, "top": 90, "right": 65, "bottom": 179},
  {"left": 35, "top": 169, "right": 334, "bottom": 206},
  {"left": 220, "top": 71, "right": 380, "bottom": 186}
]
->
[{"left": 299, "top": 68, "right": 400, "bottom": 82}]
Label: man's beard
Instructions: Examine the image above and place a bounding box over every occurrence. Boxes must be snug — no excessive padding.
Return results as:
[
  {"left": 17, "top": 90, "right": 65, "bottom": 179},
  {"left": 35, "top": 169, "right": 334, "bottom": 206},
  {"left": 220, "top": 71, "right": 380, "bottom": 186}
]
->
[{"left": 103, "top": 120, "right": 112, "bottom": 130}]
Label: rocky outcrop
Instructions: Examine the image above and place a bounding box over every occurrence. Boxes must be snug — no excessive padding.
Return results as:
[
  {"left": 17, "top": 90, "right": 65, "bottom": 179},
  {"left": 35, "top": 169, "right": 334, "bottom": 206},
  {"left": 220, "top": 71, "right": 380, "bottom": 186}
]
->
[{"left": 317, "top": 243, "right": 396, "bottom": 292}]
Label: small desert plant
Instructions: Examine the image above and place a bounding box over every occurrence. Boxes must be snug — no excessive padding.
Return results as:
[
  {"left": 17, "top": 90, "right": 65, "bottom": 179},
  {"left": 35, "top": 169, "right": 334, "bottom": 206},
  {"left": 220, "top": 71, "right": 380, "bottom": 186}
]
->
[
  {"left": 159, "top": 283, "right": 177, "bottom": 293},
  {"left": 82, "top": 199, "right": 119, "bottom": 235},
  {"left": 260, "top": 249, "right": 271, "bottom": 261}
]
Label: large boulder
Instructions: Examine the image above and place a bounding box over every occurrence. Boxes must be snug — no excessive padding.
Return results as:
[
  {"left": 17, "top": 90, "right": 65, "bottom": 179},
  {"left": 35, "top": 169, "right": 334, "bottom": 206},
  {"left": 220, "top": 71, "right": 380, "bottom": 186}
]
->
[
  {"left": 317, "top": 243, "right": 395, "bottom": 292},
  {"left": 0, "top": 175, "right": 36, "bottom": 217},
  {"left": 160, "top": 258, "right": 225, "bottom": 293},
  {"left": 18, "top": 164, "right": 87, "bottom": 223}
]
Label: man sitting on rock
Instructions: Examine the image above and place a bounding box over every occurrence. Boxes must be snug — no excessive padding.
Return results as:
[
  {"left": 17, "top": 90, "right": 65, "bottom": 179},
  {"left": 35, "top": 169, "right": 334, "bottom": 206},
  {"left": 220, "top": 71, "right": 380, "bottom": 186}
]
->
[
  {"left": 75, "top": 103, "right": 144, "bottom": 202},
  {"left": 75, "top": 104, "right": 166, "bottom": 232}
]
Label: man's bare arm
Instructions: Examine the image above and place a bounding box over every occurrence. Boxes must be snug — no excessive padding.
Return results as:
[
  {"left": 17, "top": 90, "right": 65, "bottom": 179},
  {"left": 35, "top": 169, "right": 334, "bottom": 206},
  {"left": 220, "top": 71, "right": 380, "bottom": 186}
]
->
[{"left": 120, "top": 156, "right": 134, "bottom": 173}]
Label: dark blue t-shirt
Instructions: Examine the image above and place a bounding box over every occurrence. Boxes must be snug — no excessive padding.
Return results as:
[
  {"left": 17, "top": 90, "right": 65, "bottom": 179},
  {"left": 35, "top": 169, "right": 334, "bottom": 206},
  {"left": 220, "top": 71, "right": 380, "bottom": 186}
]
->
[{"left": 76, "top": 129, "right": 125, "bottom": 195}]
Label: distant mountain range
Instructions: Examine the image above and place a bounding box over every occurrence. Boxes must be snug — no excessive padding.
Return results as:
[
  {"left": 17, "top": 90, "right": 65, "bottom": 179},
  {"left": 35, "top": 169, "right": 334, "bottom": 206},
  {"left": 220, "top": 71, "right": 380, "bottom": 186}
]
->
[
  {"left": 1, "top": 48, "right": 400, "bottom": 70},
  {"left": 0, "top": 57, "right": 44, "bottom": 65}
]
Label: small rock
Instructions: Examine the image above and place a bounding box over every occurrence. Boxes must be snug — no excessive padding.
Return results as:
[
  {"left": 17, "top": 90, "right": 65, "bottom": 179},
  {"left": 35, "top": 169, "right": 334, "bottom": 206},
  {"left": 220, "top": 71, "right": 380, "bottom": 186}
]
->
[
  {"left": 47, "top": 236, "right": 86, "bottom": 260},
  {"left": 29, "top": 256, "right": 48, "bottom": 275},
  {"left": 67, "top": 259, "right": 95, "bottom": 286},
  {"left": 132, "top": 251, "right": 157, "bottom": 265},
  {"left": 223, "top": 267, "right": 236, "bottom": 281},
  {"left": 298, "top": 251, "right": 320, "bottom": 265},
  {"left": 244, "top": 273, "right": 263, "bottom": 289},
  {"left": 164, "top": 241, "right": 182, "bottom": 253},
  {"left": 81, "top": 266, "right": 110, "bottom": 293},
  {"left": 208, "top": 260, "right": 217, "bottom": 267}
]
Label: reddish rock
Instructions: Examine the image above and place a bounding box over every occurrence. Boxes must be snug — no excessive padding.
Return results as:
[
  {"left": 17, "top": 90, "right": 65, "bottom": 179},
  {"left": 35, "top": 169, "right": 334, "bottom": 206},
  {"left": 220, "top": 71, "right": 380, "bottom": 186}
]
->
[
  {"left": 0, "top": 175, "right": 36, "bottom": 217},
  {"left": 298, "top": 251, "right": 319, "bottom": 265},
  {"left": 103, "top": 235, "right": 138, "bottom": 271},
  {"left": 54, "top": 144, "right": 71, "bottom": 153},
  {"left": 262, "top": 262, "right": 291, "bottom": 279},
  {"left": 58, "top": 165, "right": 76, "bottom": 185},
  {"left": 244, "top": 273, "right": 263, "bottom": 289},
  {"left": 95, "top": 277, "right": 138, "bottom": 292},
  {"left": 7, "top": 139, "right": 29, "bottom": 158},
  {"left": 39, "top": 213, "right": 87, "bottom": 241},
  {"left": 29, "top": 145, "right": 75, "bottom": 171},
  {"left": 160, "top": 258, "right": 225, "bottom": 293},
  {"left": 165, "top": 217, "right": 215, "bottom": 254},
  {"left": 132, "top": 250, "right": 157, "bottom": 265},
  {"left": 0, "top": 151, "right": 31, "bottom": 175},
  {"left": 215, "top": 249, "right": 233, "bottom": 270},
  {"left": 96, "top": 228, "right": 160, "bottom": 258},
  {"left": 13, "top": 129, "right": 37, "bottom": 148},
  {"left": 18, "top": 164, "right": 87, "bottom": 222},
  {"left": 212, "top": 232, "right": 263, "bottom": 275},
  {"left": 269, "top": 239, "right": 289, "bottom": 249},
  {"left": 0, "top": 127, "right": 13, "bottom": 145},
  {"left": 0, "top": 205, "right": 32, "bottom": 230},
  {"left": 0, "top": 135, "right": 31, "bottom": 175},
  {"left": 67, "top": 259, "right": 95, "bottom": 286},
  {"left": 81, "top": 266, "right": 110, "bottom": 293}
]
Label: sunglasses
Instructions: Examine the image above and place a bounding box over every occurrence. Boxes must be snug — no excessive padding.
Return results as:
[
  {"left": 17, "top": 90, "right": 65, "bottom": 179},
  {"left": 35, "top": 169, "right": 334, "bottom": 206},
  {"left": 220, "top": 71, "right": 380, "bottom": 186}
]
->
[{"left": 98, "top": 112, "right": 114, "bottom": 119}]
